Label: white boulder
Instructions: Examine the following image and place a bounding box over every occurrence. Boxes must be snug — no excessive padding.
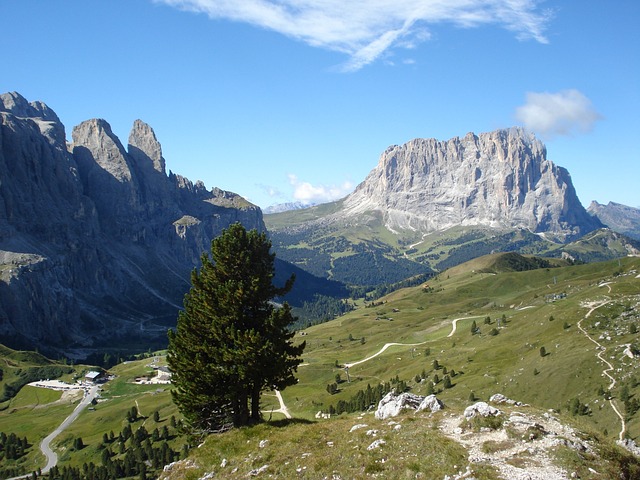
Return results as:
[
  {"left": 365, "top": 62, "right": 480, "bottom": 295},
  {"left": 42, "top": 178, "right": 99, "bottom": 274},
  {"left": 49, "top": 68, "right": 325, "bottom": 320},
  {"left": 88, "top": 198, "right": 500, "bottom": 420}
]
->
[
  {"left": 417, "top": 394, "right": 445, "bottom": 413},
  {"left": 375, "top": 391, "right": 424, "bottom": 420},
  {"left": 464, "top": 402, "right": 502, "bottom": 419}
]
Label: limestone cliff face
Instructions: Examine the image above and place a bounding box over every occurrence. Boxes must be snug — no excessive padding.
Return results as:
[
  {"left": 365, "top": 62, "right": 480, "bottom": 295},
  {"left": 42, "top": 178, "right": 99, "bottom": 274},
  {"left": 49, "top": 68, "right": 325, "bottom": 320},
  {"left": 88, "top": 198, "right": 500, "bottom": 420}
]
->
[
  {"left": 0, "top": 92, "right": 263, "bottom": 355},
  {"left": 343, "top": 128, "right": 601, "bottom": 240}
]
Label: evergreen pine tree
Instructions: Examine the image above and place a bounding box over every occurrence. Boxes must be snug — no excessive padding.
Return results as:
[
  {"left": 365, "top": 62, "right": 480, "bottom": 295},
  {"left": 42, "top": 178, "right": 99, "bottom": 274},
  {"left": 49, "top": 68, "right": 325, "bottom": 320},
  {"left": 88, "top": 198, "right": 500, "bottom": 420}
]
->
[{"left": 168, "top": 223, "right": 305, "bottom": 431}]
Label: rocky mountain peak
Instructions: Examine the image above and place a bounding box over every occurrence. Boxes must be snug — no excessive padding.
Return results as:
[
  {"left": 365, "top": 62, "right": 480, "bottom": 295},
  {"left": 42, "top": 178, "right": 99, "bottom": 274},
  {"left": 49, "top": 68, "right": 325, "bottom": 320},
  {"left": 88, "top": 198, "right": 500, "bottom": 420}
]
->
[
  {"left": 342, "top": 127, "right": 600, "bottom": 241},
  {"left": 0, "top": 92, "right": 264, "bottom": 354},
  {"left": 128, "top": 119, "right": 166, "bottom": 175},
  {"left": 72, "top": 118, "right": 133, "bottom": 183},
  {"left": 0, "top": 91, "right": 66, "bottom": 144},
  {"left": 0, "top": 91, "right": 57, "bottom": 122}
]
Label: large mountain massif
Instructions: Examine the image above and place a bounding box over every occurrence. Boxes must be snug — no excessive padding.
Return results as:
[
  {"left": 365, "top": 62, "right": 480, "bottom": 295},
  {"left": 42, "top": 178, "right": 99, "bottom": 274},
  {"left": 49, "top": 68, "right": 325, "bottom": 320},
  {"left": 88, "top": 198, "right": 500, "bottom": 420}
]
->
[
  {"left": 0, "top": 92, "right": 263, "bottom": 355},
  {"left": 343, "top": 128, "right": 601, "bottom": 240}
]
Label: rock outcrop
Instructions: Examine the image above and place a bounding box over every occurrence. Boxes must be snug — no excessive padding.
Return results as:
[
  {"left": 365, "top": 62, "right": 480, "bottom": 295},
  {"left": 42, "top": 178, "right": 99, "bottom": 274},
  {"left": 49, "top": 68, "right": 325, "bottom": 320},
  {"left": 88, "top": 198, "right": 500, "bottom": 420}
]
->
[
  {"left": 343, "top": 128, "right": 601, "bottom": 241},
  {"left": 375, "top": 391, "right": 444, "bottom": 419},
  {"left": 0, "top": 92, "right": 263, "bottom": 356}
]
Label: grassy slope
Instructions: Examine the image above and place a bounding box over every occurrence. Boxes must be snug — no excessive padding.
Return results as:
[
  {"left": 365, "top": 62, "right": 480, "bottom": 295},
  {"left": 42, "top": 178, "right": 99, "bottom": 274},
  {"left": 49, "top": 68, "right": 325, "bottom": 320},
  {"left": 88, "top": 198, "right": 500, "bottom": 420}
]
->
[
  {"left": 164, "top": 255, "right": 638, "bottom": 479},
  {"left": 283, "top": 256, "right": 640, "bottom": 437},
  {"left": 266, "top": 199, "right": 637, "bottom": 289},
  {"left": 263, "top": 201, "right": 345, "bottom": 229},
  {"left": 162, "top": 415, "right": 499, "bottom": 480},
  {"left": 2, "top": 255, "right": 640, "bottom": 478}
]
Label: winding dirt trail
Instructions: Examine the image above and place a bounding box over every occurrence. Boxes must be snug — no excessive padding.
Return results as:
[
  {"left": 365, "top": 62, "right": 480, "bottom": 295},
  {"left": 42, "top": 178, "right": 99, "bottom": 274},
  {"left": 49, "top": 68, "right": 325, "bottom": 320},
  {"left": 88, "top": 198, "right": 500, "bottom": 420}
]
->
[
  {"left": 267, "top": 316, "right": 481, "bottom": 420},
  {"left": 344, "top": 316, "right": 483, "bottom": 368},
  {"left": 577, "top": 299, "right": 626, "bottom": 440},
  {"left": 343, "top": 341, "right": 428, "bottom": 368},
  {"left": 270, "top": 390, "right": 292, "bottom": 419},
  {"left": 447, "top": 315, "right": 483, "bottom": 338}
]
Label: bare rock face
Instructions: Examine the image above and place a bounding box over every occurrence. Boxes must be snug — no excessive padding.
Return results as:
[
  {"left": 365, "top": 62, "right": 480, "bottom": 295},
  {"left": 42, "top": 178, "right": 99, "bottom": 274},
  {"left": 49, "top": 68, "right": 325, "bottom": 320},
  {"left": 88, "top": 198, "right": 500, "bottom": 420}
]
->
[
  {"left": 128, "top": 119, "right": 166, "bottom": 175},
  {"left": 343, "top": 128, "right": 600, "bottom": 241},
  {"left": 375, "top": 391, "right": 424, "bottom": 419},
  {"left": 0, "top": 92, "right": 264, "bottom": 356},
  {"left": 72, "top": 119, "right": 143, "bottom": 238}
]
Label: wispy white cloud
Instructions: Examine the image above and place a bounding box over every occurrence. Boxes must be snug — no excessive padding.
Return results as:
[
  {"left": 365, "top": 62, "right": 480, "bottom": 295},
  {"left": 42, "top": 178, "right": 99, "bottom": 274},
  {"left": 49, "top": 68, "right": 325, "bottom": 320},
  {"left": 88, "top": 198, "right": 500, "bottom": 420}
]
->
[
  {"left": 288, "top": 174, "right": 354, "bottom": 204},
  {"left": 156, "top": 0, "right": 552, "bottom": 70},
  {"left": 515, "top": 90, "right": 601, "bottom": 138},
  {"left": 256, "top": 183, "right": 283, "bottom": 199}
]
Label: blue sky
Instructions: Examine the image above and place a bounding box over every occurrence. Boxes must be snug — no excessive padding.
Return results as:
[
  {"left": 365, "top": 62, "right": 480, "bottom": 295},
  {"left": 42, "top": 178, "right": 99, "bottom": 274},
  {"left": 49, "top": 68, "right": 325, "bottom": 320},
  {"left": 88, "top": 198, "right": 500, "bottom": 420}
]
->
[{"left": 2, "top": 1, "right": 638, "bottom": 209}]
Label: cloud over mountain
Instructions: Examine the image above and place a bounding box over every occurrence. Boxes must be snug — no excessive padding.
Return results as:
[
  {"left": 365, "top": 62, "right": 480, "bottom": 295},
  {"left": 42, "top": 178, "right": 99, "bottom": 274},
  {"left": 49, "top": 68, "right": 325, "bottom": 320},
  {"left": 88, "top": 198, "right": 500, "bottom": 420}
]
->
[
  {"left": 288, "top": 174, "right": 354, "bottom": 205},
  {"left": 515, "top": 89, "right": 601, "bottom": 138}
]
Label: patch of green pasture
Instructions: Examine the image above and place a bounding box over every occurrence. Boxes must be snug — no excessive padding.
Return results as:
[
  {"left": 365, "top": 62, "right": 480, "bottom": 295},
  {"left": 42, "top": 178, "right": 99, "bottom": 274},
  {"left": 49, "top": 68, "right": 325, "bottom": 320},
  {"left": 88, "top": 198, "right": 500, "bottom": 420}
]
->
[
  {"left": 54, "top": 387, "right": 183, "bottom": 469},
  {"left": 7, "top": 385, "right": 63, "bottom": 408},
  {"left": 0, "top": 396, "right": 79, "bottom": 473}
]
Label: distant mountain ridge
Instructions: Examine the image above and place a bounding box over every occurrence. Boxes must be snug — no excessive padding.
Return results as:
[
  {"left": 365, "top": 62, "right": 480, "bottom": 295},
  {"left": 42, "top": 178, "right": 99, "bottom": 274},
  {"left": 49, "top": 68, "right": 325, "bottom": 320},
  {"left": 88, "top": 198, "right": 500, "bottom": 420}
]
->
[
  {"left": 263, "top": 201, "right": 314, "bottom": 214},
  {"left": 588, "top": 201, "right": 640, "bottom": 241},
  {"left": 0, "top": 92, "right": 265, "bottom": 355}
]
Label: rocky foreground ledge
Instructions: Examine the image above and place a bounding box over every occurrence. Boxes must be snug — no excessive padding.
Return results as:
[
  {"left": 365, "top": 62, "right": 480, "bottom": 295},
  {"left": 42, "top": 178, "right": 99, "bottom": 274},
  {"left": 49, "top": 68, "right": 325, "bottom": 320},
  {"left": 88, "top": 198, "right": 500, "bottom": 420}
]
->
[{"left": 160, "top": 391, "right": 639, "bottom": 480}]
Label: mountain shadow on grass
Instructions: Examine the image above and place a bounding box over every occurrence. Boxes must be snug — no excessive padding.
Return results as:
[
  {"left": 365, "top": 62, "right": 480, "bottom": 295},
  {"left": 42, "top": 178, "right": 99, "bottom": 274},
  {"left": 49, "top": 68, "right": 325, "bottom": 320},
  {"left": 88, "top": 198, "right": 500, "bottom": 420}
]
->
[{"left": 267, "top": 418, "right": 315, "bottom": 428}]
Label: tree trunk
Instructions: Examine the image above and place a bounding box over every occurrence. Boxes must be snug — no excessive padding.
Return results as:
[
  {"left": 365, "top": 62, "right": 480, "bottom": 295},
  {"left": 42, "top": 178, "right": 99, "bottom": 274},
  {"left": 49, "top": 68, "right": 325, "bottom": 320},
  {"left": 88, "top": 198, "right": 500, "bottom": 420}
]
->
[
  {"left": 250, "top": 385, "right": 261, "bottom": 423},
  {"left": 233, "top": 395, "right": 249, "bottom": 427}
]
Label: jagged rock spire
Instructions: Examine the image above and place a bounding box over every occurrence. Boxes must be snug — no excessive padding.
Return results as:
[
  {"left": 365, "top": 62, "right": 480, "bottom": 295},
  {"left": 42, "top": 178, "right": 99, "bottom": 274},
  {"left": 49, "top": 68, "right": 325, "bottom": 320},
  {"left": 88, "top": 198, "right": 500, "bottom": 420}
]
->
[{"left": 128, "top": 119, "right": 166, "bottom": 175}]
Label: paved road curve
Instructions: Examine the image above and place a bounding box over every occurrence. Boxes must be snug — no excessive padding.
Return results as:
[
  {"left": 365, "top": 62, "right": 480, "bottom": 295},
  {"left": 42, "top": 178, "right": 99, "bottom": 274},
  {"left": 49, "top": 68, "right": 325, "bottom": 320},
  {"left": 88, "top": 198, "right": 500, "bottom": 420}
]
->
[
  {"left": 7, "top": 385, "right": 99, "bottom": 480},
  {"left": 40, "top": 385, "right": 100, "bottom": 473}
]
